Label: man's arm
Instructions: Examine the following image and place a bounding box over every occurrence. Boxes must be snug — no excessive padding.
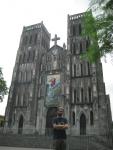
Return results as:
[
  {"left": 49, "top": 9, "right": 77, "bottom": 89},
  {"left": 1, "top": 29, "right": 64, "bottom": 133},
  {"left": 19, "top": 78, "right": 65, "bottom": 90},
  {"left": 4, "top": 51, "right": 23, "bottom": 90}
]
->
[
  {"left": 53, "top": 123, "right": 69, "bottom": 129},
  {"left": 62, "top": 123, "right": 69, "bottom": 129},
  {"left": 53, "top": 123, "right": 65, "bottom": 129}
]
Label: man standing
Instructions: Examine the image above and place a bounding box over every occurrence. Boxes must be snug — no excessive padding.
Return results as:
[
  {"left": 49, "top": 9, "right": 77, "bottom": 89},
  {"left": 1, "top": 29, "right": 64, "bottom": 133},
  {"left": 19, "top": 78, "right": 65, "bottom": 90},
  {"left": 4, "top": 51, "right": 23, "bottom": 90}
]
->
[{"left": 52, "top": 106, "right": 69, "bottom": 150}]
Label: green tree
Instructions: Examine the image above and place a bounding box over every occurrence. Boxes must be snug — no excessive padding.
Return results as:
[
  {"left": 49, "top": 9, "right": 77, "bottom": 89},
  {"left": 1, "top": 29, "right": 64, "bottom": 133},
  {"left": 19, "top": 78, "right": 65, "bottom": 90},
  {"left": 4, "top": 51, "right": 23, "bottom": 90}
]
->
[
  {"left": 0, "top": 67, "right": 8, "bottom": 102},
  {"left": 82, "top": 0, "right": 113, "bottom": 62}
]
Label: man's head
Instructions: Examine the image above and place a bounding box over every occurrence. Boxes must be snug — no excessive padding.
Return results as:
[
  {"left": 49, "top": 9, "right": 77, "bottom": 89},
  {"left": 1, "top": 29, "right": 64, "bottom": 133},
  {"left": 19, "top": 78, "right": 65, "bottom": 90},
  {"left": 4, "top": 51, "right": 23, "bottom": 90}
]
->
[{"left": 57, "top": 106, "right": 64, "bottom": 116}]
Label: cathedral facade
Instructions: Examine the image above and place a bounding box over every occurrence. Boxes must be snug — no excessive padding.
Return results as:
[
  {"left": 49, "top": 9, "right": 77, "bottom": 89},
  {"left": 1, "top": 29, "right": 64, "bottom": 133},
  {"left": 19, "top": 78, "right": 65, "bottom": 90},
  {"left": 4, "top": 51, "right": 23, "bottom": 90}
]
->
[{"left": 4, "top": 13, "right": 112, "bottom": 136}]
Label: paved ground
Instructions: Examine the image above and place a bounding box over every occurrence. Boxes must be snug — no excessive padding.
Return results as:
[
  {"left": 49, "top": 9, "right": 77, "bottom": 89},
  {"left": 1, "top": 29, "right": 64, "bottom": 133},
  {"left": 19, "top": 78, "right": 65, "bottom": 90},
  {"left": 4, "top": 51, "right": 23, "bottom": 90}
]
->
[{"left": 0, "top": 147, "right": 52, "bottom": 150}]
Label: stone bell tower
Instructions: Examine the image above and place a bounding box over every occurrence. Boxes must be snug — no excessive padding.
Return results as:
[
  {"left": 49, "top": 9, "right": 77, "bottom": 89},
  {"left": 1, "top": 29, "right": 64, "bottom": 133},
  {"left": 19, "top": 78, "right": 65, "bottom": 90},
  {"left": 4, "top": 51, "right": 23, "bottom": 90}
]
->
[
  {"left": 5, "top": 22, "right": 51, "bottom": 134},
  {"left": 67, "top": 13, "right": 112, "bottom": 135}
]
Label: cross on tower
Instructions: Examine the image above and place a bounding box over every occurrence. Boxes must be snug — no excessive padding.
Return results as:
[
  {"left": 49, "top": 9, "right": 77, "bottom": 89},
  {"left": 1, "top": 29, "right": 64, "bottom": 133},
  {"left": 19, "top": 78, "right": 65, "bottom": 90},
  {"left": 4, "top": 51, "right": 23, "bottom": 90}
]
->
[{"left": 52, "top": 34, "right": 60, "bottom": 46}]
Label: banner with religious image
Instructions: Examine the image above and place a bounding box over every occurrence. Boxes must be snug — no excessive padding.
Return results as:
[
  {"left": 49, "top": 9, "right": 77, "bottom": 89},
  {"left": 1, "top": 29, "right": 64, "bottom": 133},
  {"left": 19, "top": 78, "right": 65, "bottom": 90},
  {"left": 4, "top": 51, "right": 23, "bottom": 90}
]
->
[{"left": 46, "top": 74, "right": 61, "bottom": 105}]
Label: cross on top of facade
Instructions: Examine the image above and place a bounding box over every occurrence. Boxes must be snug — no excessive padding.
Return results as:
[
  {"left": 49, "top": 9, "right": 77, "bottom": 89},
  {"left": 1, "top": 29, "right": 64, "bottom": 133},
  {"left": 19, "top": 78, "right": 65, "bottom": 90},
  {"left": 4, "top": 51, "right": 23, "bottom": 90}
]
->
[{"left": 52, "top": 34, "right": 60, "bottom": 46}]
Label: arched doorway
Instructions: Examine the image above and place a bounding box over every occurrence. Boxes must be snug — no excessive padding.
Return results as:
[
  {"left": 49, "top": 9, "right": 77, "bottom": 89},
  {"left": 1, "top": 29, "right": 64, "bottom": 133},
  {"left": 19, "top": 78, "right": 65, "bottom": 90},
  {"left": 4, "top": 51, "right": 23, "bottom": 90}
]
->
[
  {"left": 72, "top": 111, "right": 75, "bottom": 125},
  {"left": 18, "top": 115, "right": 24, "bottom": 134},
  {"left": 46, "top": 107, "right": 57, "bottom": 136},
  {"left": 80, "top": 113, "right": 86, "bottom": 135}
]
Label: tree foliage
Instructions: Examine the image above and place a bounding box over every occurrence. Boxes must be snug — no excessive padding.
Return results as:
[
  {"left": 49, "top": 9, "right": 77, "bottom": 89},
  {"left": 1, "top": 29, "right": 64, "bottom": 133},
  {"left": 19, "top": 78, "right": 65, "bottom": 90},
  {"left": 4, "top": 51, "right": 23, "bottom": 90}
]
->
[
  {"left": 0, "top": 67, "right": 8, "bottom": 102},
  {"left": 82, "top": 0, "right": 113, "bottom": 62}
]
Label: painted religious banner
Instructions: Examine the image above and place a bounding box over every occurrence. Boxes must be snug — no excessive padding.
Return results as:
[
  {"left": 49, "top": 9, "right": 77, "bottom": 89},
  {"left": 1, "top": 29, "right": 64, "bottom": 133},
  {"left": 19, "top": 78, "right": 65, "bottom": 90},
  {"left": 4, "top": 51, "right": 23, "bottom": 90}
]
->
[{"left": 46, "top": 74, "right": 61, "bottom": 105}]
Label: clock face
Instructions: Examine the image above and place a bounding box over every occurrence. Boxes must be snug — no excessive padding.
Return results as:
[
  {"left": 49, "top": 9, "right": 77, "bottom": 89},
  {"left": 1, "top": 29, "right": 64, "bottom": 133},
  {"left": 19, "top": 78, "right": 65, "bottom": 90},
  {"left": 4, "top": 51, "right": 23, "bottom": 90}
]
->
[{"left": 52, "top": 49, "right": 58, "bottom": 55}]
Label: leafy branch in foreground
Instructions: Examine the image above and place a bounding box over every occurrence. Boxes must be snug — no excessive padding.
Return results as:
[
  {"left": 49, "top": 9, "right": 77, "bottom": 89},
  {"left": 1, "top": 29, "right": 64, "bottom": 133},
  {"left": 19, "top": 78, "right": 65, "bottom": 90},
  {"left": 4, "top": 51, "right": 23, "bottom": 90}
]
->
[
  {"left": 81, "top": 0, "right": 113, "bottom": 62},
  {"left": 0, "top": 67, "right": 8, "bottom": 102}
]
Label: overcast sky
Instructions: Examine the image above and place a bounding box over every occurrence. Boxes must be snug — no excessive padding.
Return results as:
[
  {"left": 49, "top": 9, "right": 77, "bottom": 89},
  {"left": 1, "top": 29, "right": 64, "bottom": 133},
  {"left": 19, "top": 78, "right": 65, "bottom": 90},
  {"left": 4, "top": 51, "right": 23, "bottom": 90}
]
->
[{"left": 0, "top": 0, "right": 113, "bottom": 119}]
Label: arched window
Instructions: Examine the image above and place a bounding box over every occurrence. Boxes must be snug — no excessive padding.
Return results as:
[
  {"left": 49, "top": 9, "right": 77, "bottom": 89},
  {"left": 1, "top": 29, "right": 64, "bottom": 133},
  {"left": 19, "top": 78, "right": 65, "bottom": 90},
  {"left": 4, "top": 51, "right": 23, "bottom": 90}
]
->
[
  {"left": 16, "top": 95, "right": 18, "bottom": 106},
  {"left": 88, "top": 87, "right": 92, "bottom": 102},
  {"left": 23, "top": 53, "right": 25, "bottom": 63},
  {"left": 73, "top": 43, "right": 76, "bottom": 55},
  {"left": 27, "top": 51, "right": 30, "bottom": 62},
  {"left": 74, "top": 89, "right": 76, "bottom": 103},
  {"left": 81, "top": 88, "right": 83, "bottom": 103},
  {"left": 32, "top": 51, "right": 35, "bottom": 61},
  {"left": 86, "top": 38, "right": 90, "bottom": 50},
  {"left": 18, "top": 72, "right": 22, "bottom": 82},
  {"left": 77, "top": 97, "right": 79, "bottom": 103},
  {"left": 70, "top": 42, "right": 73, "bottom": 54},
  {"left": 72, "top": 89, "right": 74, "bottom": 103},
  {"left": 90, "top": 111, "right": 94, "bottom": 125},
  {"left": 29, "top": 35, "right": 32, "bottom": 44},
  {"left": 80, "top": 42, "right": 82, "bottom": 53},
  {"left": 81, "top": 63, "right": 83, "bottom": 76},
  {"left": 74, "top": 64, "right": 76, "bottom": 77},
  {"left": 79, "top": 24, "right": 82, "bottom": 35},
  {"left": 18, "top": 94, "right": 20, "bottom": 106},
  {"left": 22, "top": 36, "right": 28, "bottom": 46},
  {"left": 21, "top": 72, "right": 23, "bottom": 82},
  {"left": 12, "top": 113, "right": 15, "bottom": 125},
  {"left": 34, "top": 34, "right": 37, "bottom": 44},
  {"left": 73, "top": 25, "right": 76, "bottom": 36},
  {"left": 21, "top": 95, "right": 23, "bottom": 106},
  {"left": 70, "top": 25, "right": 73, "bottom": 35},
  {"left": 19, "top": 55, "right": 22, "bottom": 64},
  {"left": 24, "top": 72, "right": 27, "bottom": 82},
  {"left": 23, "top": 93, "right": 26, "bottom": 106},
  {"left": 72, "top": 111, "right": 75, "bottom": 125},
  {"left": 87, "top": 62, "right": 90, "bottom": 75},
  {"left": 85, "top": 96, "right": 87, "bottom": 103},
  {"left": 38, "top": 88, "right": 41, "bottom": 97},
  {"left": 27, "top": 70, "right": 31, "bottom": 81}
]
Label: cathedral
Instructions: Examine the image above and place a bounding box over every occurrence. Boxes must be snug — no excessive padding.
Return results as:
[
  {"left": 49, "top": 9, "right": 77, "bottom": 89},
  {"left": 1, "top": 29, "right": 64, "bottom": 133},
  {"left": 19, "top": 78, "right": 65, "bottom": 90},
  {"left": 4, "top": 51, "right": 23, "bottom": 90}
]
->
[{"left": 4, "top": 12, "right": 112, "bottom": 136}]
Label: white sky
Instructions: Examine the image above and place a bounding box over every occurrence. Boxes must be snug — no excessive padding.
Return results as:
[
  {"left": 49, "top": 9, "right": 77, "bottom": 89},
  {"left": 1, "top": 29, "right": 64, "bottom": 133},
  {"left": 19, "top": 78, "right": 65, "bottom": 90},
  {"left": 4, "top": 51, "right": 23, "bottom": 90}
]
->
[{"left": 0, "top": 0, "right": 112, "bottom": 119}]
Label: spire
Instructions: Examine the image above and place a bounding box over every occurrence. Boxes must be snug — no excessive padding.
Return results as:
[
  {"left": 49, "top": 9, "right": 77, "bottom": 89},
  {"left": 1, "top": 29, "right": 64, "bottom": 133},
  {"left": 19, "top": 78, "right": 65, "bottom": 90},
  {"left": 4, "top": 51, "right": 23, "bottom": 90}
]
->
[{"left": 63, "top": 43, "right": 66, "bottom": 50}]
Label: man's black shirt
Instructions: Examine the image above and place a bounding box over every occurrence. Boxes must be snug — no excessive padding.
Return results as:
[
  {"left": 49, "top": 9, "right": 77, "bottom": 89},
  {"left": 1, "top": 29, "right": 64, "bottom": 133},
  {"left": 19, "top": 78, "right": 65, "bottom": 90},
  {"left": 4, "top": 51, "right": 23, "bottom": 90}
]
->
[{"left": 52, "top": 116, "right": 68, "bottom": 140}]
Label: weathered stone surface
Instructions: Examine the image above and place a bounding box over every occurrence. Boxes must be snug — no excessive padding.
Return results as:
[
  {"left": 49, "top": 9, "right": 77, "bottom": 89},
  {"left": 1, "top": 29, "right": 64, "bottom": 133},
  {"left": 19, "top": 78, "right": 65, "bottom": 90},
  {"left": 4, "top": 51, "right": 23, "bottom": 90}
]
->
[{"left": 4, "top": 13, "right": 112, "bottom": 140}]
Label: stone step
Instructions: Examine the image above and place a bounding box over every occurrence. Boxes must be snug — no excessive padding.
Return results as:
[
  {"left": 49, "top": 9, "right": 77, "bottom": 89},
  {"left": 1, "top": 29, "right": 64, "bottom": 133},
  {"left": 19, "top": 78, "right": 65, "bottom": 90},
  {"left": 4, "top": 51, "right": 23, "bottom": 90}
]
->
[
  {"left": 68, "top": 136, "right": 113, "bottom": 150},
  {"left": 0, "top": 135, "right": 52, "bottom": 149},
  {"left": 0, "top": 134, "right": 112, "bottom": 150}
]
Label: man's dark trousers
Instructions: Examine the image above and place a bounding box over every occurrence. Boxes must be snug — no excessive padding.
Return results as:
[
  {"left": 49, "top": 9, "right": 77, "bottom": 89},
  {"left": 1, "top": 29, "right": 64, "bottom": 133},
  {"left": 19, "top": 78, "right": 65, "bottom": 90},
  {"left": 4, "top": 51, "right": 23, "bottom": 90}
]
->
[{"left": 54, "top": 139, "right": 66, "bottom": 150}]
